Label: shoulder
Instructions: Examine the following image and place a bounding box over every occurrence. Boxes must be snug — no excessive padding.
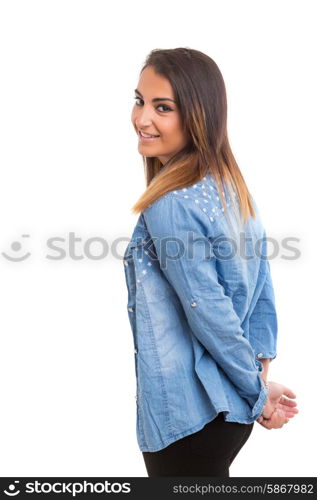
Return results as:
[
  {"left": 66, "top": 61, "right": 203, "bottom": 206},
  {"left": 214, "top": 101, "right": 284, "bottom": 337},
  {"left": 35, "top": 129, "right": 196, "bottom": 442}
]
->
[
  {"left": 143, "top": 174, "right": 225, "bottom": 238},
  {"left": 144, "top": 174, "right": 225, "bottom": 220}
]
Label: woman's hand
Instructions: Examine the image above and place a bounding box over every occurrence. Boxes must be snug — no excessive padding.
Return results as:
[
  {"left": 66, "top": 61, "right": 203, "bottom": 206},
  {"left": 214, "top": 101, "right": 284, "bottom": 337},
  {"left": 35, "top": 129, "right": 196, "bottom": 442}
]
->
[
  {"left": 257, "top": 408, "right": 289, "bottom": 429},
  {"left": 256, "top": 381, "right": 298, "bottom": 429}
]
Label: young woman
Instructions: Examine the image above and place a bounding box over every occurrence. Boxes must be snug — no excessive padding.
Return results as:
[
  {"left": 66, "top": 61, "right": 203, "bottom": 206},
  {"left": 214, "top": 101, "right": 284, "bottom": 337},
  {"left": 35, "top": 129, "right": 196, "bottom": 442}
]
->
[{"left": 123, "top": 47, "right": 298, "bottom": 477}]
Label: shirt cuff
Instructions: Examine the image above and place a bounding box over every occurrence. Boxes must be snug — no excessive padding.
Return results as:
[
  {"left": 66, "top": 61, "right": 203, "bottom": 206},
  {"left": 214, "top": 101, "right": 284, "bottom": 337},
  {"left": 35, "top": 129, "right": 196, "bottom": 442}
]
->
[{"left": 250, "top": 377, "right": 269, "bottom": 420}]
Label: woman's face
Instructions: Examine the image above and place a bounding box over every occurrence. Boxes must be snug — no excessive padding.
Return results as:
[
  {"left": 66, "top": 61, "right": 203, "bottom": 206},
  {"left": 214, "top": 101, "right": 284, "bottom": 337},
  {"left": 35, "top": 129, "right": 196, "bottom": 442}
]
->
[{"left": 131, "top": 65, "right": 189, "bottom": 165}]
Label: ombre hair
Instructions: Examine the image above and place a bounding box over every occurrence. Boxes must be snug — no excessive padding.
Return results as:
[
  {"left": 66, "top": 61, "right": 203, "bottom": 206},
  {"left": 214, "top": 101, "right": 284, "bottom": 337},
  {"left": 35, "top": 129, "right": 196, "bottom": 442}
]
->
[{"left": 131, "top": 47, "right": 256, "bottom": 226}]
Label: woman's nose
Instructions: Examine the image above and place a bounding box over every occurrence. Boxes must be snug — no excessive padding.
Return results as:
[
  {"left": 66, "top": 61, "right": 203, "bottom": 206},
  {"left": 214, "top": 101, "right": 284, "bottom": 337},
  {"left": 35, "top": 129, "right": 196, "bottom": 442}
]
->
[{"left": 135, "top": 106, "right": 153, "bottom": 127}]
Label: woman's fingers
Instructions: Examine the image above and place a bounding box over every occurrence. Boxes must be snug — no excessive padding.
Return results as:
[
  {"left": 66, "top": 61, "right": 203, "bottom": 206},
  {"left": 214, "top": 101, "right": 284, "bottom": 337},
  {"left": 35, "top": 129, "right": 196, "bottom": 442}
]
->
[
  {"left": 258, "top": 409, "right": 288, "bottom": 429},
  {"left": 282, "top": 410, "right": 297, "bottom": 418},
  {"left": 281, "top": 386, "right": 296, "bottom": 399},
  {"left": 277, "top": 404, "right": 298, "bottom": 418},
  {"left": 277, "top": 400, "right": 299, "bottom": 418},
  {"left": 279, "top": 396, "right": 297, "bottom": 407}
]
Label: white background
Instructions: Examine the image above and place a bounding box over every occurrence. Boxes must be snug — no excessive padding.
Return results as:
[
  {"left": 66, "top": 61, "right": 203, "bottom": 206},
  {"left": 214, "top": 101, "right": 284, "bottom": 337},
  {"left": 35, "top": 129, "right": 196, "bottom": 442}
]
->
[{"left": 0, "top": 0, "right": 316, "bottom": 477}]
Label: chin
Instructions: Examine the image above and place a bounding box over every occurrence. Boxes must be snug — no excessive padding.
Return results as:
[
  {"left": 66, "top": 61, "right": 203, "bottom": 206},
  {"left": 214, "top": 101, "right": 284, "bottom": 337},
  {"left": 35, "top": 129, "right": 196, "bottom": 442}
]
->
[
  {"left": 140, "top": 153, "right": 158, "bottom": 158},
  {"left": 138, "top": 147, "right": 160, "bottom": 156}
]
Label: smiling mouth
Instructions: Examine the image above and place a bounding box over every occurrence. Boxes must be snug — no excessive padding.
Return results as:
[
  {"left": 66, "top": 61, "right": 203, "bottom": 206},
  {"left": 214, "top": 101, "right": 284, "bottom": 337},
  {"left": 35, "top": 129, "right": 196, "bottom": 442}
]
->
[{"left": 139, "top": 130, "right": 160, "bottom": 138}]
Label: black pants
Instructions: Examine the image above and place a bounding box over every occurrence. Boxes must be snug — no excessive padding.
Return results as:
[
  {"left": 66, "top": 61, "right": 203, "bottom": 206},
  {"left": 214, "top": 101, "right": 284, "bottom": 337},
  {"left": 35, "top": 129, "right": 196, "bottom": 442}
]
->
[{"left": 142, "top": 412, "right": 254, "bottom": 477}]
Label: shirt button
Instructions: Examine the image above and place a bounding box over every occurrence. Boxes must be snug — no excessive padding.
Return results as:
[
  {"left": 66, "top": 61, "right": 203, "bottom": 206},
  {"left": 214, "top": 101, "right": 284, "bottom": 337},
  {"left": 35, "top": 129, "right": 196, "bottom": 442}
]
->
[
  {"left": 190, "top": 301, "right": 197, "bottom": 307},
  {"left": 128, "top": 307, "right": 134, "bottom": 312},
  {"left": 123, "top": 260, "right": 129, "bottom": 266},
  {"left": 257, "top": 352, "right": 263, "bottom": 358},
  {"left": 134, "top": 348, "right": 138, "bottom": 354},
  {"left": 135, "top": 395, "right": 138, "bottom": 401}
]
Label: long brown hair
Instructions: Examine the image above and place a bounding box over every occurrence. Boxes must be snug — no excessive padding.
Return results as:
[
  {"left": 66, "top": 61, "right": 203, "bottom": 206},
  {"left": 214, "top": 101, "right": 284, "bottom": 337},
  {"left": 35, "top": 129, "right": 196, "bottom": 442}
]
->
[{"left": 131, "top": 47, "right": 256, "bottom": 226}]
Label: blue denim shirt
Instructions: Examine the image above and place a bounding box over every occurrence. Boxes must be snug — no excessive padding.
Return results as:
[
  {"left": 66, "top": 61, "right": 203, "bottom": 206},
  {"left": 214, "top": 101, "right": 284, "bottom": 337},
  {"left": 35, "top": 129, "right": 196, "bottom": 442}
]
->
[{"left": 123, "top": 173, "right": 278, "bottom": 452}]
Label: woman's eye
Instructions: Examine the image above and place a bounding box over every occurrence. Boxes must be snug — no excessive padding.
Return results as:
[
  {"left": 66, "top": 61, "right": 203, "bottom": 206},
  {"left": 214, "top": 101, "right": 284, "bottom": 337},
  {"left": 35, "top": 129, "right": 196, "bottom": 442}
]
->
[
  {"left": 134, "top": 97, "right": 143, "bottom": 106},
  {"left": 133, "top": 97, "right": 172, "bottom": 112},
  {"left": 157, "top": 104, "right": 172, "bottom": 112}
]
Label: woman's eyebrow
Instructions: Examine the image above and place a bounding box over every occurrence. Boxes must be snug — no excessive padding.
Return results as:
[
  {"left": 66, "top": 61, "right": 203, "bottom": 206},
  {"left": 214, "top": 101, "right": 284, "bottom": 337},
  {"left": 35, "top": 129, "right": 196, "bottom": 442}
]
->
[{"left": 134, "top": 88, "right": 176, "bottom": 103}]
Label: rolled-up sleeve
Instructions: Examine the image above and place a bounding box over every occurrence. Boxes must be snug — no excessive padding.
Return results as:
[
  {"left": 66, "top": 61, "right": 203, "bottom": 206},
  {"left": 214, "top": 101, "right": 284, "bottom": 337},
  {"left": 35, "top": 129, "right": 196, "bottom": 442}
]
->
[{"left": 143, "top": 193, "right": 268, "bottom": 420}]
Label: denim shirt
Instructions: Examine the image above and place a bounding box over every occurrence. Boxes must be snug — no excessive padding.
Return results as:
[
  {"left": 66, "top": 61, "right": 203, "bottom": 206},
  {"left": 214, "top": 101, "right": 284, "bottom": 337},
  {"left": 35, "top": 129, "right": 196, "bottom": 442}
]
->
[{"left": 123, "top": 173, "right": 278, "bottom": 452}]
